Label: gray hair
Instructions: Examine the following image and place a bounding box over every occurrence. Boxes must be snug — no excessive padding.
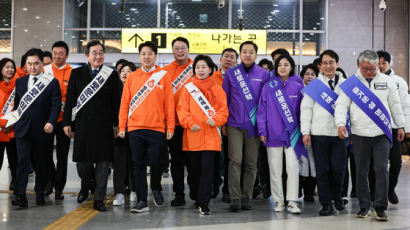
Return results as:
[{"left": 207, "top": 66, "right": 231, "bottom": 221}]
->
[{"left": 357, "top": 50, "right": 379, "bottom": 65}]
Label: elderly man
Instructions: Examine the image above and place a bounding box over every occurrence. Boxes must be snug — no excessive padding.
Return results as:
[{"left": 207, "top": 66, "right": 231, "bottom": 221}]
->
[{"left": 335, "top": 50, "right": 405, "bottom": 221}]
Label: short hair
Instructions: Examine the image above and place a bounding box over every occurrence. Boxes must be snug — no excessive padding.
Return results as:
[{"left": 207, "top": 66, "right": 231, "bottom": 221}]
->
[
  {"left": 52, "top": 41, "right": 69, "bottom": 56},
  {"left": 193, "top": 54, "right": 216, "bottom": 76},
  {"left": 138, "top": 41, "right": 158, "bottom": 54},
  {"left": 119, "top": 61, "right": 137, "bottom": 73},
  {"left": 85, "top": 40, "right": 105, "bottom": 55},
  {"left": 319, "top": 49, "right": 339, "bottom": 63},
  {"left": 43, "top": 51, "right": 52, "bottom": 59},
  {"left": 239, "top": 41, "right": 258, "bottom": 53},
  {"left": 358, "top": 50, "right": 379, "bottom": 65},
  {"left": 258, "top": 58, "right": 273, "bottom": 70},
  {"left": 376, "top": 50, "right": 392, "bottom": 64},
  {"left": 115, "top": 59, "right": 128, "bottom": 70},
  {"left": 171, "top": 37, "right": 189, "bottom": 48},
  {"left": 337, "top": 67, "right": 347, "bottom": 79},
  {"left": 0, "top": 58, "right": 16, "bottom": 81},
  {"left": 221, "top": 48, "right": 238, "bottom": 59},
  {"left": 271, "top": 48, "right": 290, "bottom": 60},
  {"left": 300, "top": 64, "right": 319, "bottom": 79},
  {"left": 274, "top": 54, "right": 296, "bottom": 77},
  {"left": 313, "top": 58, "right": 321, "bottom": 67},
  {"left": 20, "top": 53, "right": 27, "bottom": 67},
  {"left": 26, "top": 48, "right": 44, "bottom": 62}
]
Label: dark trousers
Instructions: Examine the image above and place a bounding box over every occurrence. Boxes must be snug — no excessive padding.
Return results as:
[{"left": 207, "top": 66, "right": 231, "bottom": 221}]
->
[
  {"left": 212, "top": 150, "right": 223, "bottom": 192},
  {"left": 186, "top": 151, "right": 216, "bottom": 206},
  {"left": 352, "top": 134, "right": 390, "bottom": 210},
  {"left": 168, "top": 126, "right": 185, "bottom": 197},
  {"left": 14, "top": 137, "right": 53, "bottom": 196},
  {"left": 342, "top": 146, "right": 356, "bottom": 197},
  {"left": 129, "top": 129, "right": 164, "bottom": 202},
  {"left": 222, "top": 135, "right": 229, "bottom": 194},
  {"left": 0, "top": 139, "right": 17, "bottom": 188},
  {"left": 311, "top": 135, "right": 348, "bottom": 206},
  {"left": 256, "top": 145, "right": 270, "bottom": 190},
  {"left": 77, "top": 161, "right": 109, "bottom": 201},
  {"left": 48, "top": 122, "right": 71, "bottom": 192},
  {"left": 113, "top": 138, "right": 135, "bottom": 194}
]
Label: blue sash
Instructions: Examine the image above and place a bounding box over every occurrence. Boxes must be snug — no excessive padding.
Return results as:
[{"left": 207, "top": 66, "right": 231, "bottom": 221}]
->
[
  {"left": 268, "top": 79, "right": 307, "bottom": 159},
  {"left": 301, "top": 78, "right": 351, "bottom": 133},
  {"left": 230, "top": 65, "right": 258, "bottom": 138},
  {"left": 339, "top": 74, "right": 392, "bottom": 143}
]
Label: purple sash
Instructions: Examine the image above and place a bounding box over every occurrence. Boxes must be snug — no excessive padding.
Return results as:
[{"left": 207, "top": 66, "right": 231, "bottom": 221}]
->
[
  {"left": 229, "top": 65, "right": 258, "bottom": 138},
  {"left": 268, "top": 78, "right": 307, "bottom": 159},
  {"left": 339, "top": 74, "right": 392, "bottom": 143}
]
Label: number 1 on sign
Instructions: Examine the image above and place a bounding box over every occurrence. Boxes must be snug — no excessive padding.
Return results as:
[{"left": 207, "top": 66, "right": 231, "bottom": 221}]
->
[{"left": 156, "top": 35, "right": 161, "bottom": 47}]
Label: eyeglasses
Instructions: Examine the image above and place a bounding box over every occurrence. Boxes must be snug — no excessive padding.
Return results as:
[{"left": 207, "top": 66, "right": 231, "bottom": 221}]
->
[
  {"left": 361, "top": 67, "right": 377, "bottom": 73},
  {"left": 173, "top": 47, "right": 188, "bottom": 52},
  {"left": 90, "top": 52, "right": 104, "bottom": 57},
  {"left": 321, "top": 61, "right": 336, "bottom": 65}
]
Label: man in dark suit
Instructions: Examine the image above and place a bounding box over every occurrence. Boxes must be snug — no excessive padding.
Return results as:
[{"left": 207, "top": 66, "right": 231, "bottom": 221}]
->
[
  {"left": 2, "top": 48, "right": 62, "bottom": 208},
  {"left": 63, "top": 40, "right": 121, "bottom": 211}
]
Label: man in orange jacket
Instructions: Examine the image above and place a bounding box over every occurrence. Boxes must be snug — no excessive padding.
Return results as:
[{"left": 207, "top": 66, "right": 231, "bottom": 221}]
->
[
  {"left": 43, "top": 41, "right": 72, "bottom": 200},
  {"left": 118, "top": 41, "right": 174, "bottom": 213},
  {"left": 162, "top": 37, "right": 194, "bottom": 206}
]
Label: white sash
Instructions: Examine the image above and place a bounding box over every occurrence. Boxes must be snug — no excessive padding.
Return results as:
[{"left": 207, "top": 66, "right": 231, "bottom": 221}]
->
[
  {"left": 128, "top": 70, "right": 167, "bottom": 118},
  {"left": 172, "top": 64, "right": 193, "bottom": 94},
  {"left": 2, "top": 88, "right": 15, "bottom": 115},
  {"left": 71, "top": 65, "right": 113, "bottom": 121},
  {"left": 1, "top": 73, "right": 55, "bottom": 128},
  {"left": 184, "top": 82, "right": 221, "bottom": 139},
  {"left": 44, "top": 63, "right": 65, "bottom": 112}
]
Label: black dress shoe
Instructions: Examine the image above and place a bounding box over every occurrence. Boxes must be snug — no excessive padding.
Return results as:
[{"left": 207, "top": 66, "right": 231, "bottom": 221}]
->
[
  {"left": 36, "top": 193, "right": 45, "bottom": 205},
  {"left": 77, "top": 191, "right": 88, "bottom": 203},
  {"left": 44, "top": 182, "right": 53, "bottom": 196},
  {"left": 335, "top": 199, "right": 345, "bottom": 211},
  {"left": 170, "top": 196, "right": 186, "bottom": 207},
  {"left": 12, "top": 195, "right": 28, "bottom": 208},
  {"left": 55, "top": 191, "right": 64, "bottom": 200},
  {"left": 303, "top": 196, "right": 315, "bottom": 202},
  {"left": 388, "top": 190, "right": 399, "bottom": 204},
  {"left": 93, "top": 200, "right": 106, "bottom": 211},
  {"left": 319, "top": 204, "right": 336, "bottom": 216}
]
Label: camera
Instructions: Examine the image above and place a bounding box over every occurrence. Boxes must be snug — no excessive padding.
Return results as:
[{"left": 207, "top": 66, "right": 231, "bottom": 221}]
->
[
  {"left": 379, "top": 0, "right": 386, "bottom": 12},
  {"left": 217, "top": 0, "right": 225, "bottom": 8}
]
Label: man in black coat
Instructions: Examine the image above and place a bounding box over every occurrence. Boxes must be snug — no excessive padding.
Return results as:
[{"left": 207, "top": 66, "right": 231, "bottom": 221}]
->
[
  {"left": 2, "top": 48, "right": 62, "bottom": 208},
  {"left": 63, "top": 40, "right": 121, "bottom": 211}
]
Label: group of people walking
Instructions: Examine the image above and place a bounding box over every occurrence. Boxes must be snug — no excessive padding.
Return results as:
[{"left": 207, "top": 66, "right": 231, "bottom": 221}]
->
[{"left": 0, "top": 37, "right": 408, "bottom": 221}]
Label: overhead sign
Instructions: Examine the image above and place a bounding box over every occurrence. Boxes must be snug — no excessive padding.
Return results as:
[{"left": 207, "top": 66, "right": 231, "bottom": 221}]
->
[{"left": 121, "top": 28, "right": 267, "bottom": 54}]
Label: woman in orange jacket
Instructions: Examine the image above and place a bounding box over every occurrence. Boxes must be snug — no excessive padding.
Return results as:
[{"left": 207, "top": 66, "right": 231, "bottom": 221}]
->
[
  {"left": 0, "top": 58, "right": 18, "bottom": 190},
  {"left": 177, "top": 55, "right": 229, "bottom": 215}
]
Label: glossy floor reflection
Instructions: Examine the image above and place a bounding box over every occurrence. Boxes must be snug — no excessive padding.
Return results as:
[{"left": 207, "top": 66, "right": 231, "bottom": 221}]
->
[{"left": 0, "top": 147, "right": 409, "bottom": 230}]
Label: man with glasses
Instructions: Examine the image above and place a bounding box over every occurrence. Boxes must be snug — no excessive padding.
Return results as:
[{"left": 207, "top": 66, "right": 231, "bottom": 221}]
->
[
  {"left": 162, "top": 37, "right": 194, "bottom": 206},
  {"left": 335, "top": 50, "right": 405, "bottom": 221},
  {"left": 63, "top": 40, "right": 122, "bottom": 211}
]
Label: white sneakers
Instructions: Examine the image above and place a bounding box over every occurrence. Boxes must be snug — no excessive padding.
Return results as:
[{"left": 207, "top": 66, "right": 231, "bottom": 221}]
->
[
  {"left": 274, "top": 201, "right": 301, "bottom": 214},
  {"left": 113, "top": 193, "right": 125, "bottom": 206},
  {"left": 274, "top": 202, "right": 285, "bottom": 212}
]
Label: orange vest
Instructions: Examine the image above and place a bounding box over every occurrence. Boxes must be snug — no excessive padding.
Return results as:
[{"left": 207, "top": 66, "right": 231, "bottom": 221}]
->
[
  {"left": 118, "top": 66, "right": 175, "bottom": 134},
  {"left": 177, "top": 79, "right": 228, "bottom": 151},
  {"left": 162, "top": 59, "right": 194, "bottom": 126}
]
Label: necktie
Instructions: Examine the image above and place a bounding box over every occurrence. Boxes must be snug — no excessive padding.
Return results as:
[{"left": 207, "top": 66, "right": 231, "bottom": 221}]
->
[
  {"left": 92, "top": 69, "right": 98, "bottom": 78},
  {"left": 328, "top": 79, "right": 334, "bottom": 91},
  {"left": 33, "top": 77, "right": 38, "bottom": 86}
]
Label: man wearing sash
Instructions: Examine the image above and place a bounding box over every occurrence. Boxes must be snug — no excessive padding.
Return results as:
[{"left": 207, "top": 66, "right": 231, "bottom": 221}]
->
[
  {"left": 335, "top": 50, "right": 405, "bottom": 221},
  {"left": 118, "top": 41, "right": 174, "bottom": 213},
  {"left": 300, "top": 50, "right": 348, "bottom": 216},
  {"left": 63, "top": 40, "right": 121, "bottom": 211},
  {"left": 223, "top": 41, "right": 269, "bottom": 211},
  {"left": 162, "top": 37, "right": 194, "bottom": 207},
  {"left": 5, "top": 48, "right": 61, "bottom": 208},
  {"left": 43, "top": 41, "right": 72, "bottom": 200}
]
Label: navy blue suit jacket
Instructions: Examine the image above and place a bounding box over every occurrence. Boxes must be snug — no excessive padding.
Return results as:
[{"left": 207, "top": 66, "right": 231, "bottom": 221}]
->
[{"left": 13, "top": 74, "right": 62, "bottom": 140}]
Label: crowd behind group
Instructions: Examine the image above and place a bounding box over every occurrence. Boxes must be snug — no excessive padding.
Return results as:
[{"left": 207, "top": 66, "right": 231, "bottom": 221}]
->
[{"left": 0, "top": 37, "right": 408, "bottom": 221}]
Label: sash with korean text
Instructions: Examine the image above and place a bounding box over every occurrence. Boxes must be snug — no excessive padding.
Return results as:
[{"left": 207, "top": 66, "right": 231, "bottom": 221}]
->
[
  {"left": 301, "top": 78, "right": 351, "bottom": 133},
  {"left": 184, "top": 82, "right": 221, "bottom": 139},
  {"left": 229, "top": 65, "right": 258, "bottom": 138},
  {"left": 172, "top": 64, "right": 193, "bottom": 94},
  {"left": 339, "top": 74, "right": 392, "bottom": 143},
  {"left": 71, "top": 65, "right": 113, "bottom": 121},
  {"left": 128, "top": 70, "right": 167, "bottom": 118},
  {"left": 1, "top": 73, "right": 54, "bottom": 127},
  {"left": 2, "top": 88, "right": 15, "bottom": 115},
  {"left": 268, "top": 79, "right": 307, "bottom": 159}
]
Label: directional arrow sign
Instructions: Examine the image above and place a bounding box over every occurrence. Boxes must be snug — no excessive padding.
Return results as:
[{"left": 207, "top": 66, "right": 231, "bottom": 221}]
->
[{"left": 128, "top": 33, "right": 144, "bottom": 48}]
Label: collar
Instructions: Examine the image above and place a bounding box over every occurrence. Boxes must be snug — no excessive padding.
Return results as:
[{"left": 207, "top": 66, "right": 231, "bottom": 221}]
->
[
  {"left": 54, "top": 63, "right": 67, "bottom": 70},
  {"left": 30, "top": 72, "right": 43, "bottom": 78},
  {"left": 142, "top": 66, "right": 156, "bottom": 73}
]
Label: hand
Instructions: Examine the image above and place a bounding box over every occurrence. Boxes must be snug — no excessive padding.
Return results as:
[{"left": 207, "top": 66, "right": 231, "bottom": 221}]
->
[
  {"left": 113, "top": 126, "right": 119, "bottom": 137},
  {"left": 44, "top": 123, "right": 54, "bottom": 134},
  {"left": 338, "top": 126, "right": 348, "bottom": 139},
  {"left": 406, "top": 133, "right": 410, "bottom": 139},
  {"left": 397, "top": 128, "right": 405, "bottom": 142},
  {"left": 167, "top": 132, "right": 174, "bottom": 140},
  {"left": 63, "top": 126, "right": 74, "bottom": 138},
  {"left": 221, "top": 125, "right": 227, "bottom": 136},
  {"left": 207, "top": 118, "right": 216, "bottom": 127},
  {"left": 260, "top": 136, "right": 266, "bottom": 144},
  {"left": 118, "top": 131, "right": 125, "bottom": 139},
  {"left": 303, "top": 134, "right": 311, "bottom": 146},
  {"left": 191, "top": 124, "right": 200, "bottom": 132}
]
